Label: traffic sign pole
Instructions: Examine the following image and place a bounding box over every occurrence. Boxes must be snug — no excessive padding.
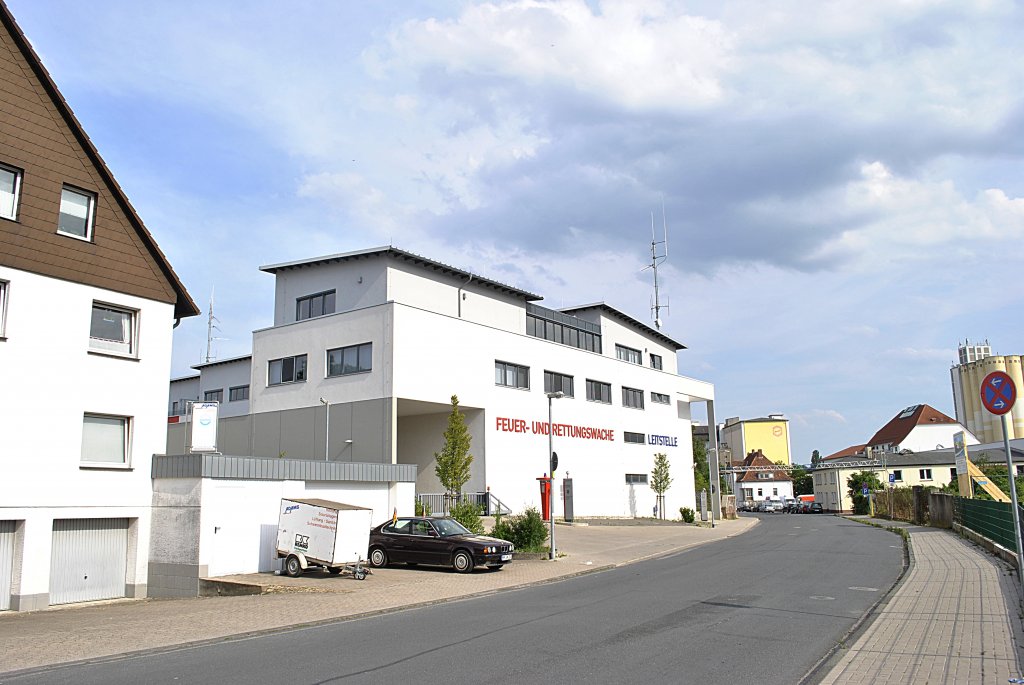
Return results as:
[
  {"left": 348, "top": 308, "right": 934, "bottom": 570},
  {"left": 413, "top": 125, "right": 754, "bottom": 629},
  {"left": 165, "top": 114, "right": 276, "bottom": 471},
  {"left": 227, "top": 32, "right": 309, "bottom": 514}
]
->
[{"left": 981, "top": 371, "right": 1023, "bottom": 589}]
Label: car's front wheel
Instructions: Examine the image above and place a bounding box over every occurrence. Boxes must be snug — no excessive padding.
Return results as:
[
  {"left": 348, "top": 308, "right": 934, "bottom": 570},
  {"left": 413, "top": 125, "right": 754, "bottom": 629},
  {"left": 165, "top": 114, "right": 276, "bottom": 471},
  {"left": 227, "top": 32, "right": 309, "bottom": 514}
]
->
[
  {"left": 452, "top": 550, "right": 474, "bottom": 573},
  {"left": 369, "top": 546, "right": 388, "bottom": 568}
]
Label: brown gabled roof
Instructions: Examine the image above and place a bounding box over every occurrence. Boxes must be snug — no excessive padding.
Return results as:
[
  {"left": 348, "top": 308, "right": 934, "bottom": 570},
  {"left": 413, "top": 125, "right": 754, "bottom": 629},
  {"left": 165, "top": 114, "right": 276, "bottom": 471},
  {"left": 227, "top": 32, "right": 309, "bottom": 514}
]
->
[
  {"left": 736, "top": 450, "right": 792, "bottom": 483},
  {"left": 823, "top": 444, "right": 866, "bottom": 461},
  {"left": 867, "top": 404, "right": 958, "bottom": 449},
  {"left": 0, "top": 2, "right": 198, "bottom": 319}
]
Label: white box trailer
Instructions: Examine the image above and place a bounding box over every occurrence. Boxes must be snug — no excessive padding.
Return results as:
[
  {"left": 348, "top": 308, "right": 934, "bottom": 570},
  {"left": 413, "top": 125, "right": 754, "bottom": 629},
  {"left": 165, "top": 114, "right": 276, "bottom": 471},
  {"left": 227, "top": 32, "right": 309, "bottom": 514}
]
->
[{"left": 276, "top": 498, "right": 374, "bottom": 579}]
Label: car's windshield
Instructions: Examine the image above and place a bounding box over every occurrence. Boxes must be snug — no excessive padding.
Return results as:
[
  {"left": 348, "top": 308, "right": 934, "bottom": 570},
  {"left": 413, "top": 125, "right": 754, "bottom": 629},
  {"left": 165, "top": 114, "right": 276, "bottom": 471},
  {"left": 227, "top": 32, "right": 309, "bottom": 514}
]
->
[{"left": 432, "top": 518, "right": 471, "bottom": 536}]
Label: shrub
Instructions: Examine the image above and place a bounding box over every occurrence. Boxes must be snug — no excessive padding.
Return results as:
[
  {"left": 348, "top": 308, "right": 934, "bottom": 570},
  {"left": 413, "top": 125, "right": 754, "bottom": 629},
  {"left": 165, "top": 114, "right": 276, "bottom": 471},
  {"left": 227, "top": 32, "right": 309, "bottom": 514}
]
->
[
  {"left": 414, "top": 499, "right": 432, "bottom": 517},
  {"left": 491, "top": 507, "right": 549, "bottom": 551},
  {"left": 680, "top": 507, "right": 695, "bottom": 523},
  {"left": 449, "top": 499, "right": 484, "bottom": 534}
]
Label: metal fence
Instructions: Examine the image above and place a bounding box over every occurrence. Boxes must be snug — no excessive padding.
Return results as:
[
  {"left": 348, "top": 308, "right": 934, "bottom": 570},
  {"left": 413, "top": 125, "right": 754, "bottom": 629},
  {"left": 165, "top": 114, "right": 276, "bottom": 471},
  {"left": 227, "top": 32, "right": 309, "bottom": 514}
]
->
[
  {"left": 953, "top": 497, "right": 1022, "bottom": 552},
  {"left": 417, "top": 492, "right": 512, "bottom": 516}
]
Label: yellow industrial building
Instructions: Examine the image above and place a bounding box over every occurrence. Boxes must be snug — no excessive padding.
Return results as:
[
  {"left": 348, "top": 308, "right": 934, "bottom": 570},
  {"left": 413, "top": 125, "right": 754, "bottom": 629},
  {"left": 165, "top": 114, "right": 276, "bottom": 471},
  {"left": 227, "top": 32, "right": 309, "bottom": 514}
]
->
[
  {"left": 719, "top": 415, "right": 792, "bottom": 465},
  {"left": 950, "top": 340, "right": 1024, "bottom": 443}
]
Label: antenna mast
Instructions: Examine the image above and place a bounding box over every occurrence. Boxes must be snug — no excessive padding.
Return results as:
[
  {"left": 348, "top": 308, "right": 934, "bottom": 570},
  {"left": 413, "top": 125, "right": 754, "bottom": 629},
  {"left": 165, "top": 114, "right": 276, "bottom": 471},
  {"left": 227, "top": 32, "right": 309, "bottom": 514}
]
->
[
  {"left": 642, "top": 204, "right": 670, "bottom": 329},
  {"left": 205, "top": 287, "right": 222, "bottom": 363}
]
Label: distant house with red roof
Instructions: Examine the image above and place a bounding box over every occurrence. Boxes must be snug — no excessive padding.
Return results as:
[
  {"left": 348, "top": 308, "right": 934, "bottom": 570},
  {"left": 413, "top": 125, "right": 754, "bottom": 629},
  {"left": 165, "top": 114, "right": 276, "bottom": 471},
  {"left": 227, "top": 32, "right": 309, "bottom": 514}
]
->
[
  {"left": 864, "top": 404, "right": 977, "bottom": 455},
  {"left": 731, "top": 449, "right": 793, "bottom": 507}
]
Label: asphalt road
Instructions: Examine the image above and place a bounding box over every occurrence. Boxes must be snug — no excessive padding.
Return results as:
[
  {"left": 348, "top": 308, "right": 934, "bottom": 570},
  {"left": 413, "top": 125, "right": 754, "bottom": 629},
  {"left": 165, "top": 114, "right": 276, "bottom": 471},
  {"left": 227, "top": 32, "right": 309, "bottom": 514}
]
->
[{"left": 4, "top": 514, "right": 904, "bottom": 685}]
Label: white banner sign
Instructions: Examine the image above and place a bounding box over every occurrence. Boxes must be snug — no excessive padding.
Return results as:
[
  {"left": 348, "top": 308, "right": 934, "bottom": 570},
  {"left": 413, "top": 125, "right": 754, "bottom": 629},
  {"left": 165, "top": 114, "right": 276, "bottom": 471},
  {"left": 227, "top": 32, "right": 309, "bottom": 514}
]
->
[
  {"left": 953, "top": 431, "right": 968, "bottom": 474},
  {"left": 190, "top": 402, "right": 219, "bottom": 453}
]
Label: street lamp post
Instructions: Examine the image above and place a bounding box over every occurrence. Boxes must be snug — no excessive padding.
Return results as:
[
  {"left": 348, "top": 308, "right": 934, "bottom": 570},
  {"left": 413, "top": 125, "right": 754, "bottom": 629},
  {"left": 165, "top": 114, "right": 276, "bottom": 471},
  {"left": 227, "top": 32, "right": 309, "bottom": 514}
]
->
[
  {"left": 546, "top": 391, "right": 564, "bottom": 560},
  {"left": 320, "top": 397, "right": 330, "bottom": 461}
]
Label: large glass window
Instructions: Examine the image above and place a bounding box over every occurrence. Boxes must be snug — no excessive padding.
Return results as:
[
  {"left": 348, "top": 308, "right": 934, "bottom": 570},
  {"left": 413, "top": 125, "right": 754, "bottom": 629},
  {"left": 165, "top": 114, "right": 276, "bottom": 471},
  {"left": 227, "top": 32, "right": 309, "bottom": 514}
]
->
[
  {"left": 204, "top": 389, "right": 223, "bottom": 402},
  {"left": 586, "top": 379, "right": 611, "bottom": 404},
  {"left": 616, "top": 344, "right": 642, "bottom": 364},
  {"left": 229, "top": 385, "right": 249, "bottom": 402},
  {"left": 650, "top": 353, "right": 663, "bottom": 370},
  {"left": 81, "top": 414, "right": 129, "bottom": 465},
  {"left": 296, "top": 290, "right": 336, "bottom": 321},
  {"left": 269, "top": 354, "right": 307, "bottom": 385},
  {"left": 622, "top": 386, "right": 645, "bottom": 409},
  {"left": 89, "top": 302, "right": 136, "bottom": 355},
  {"left": 495, "top": 361, "right": 529, "bottom": 389},
  {"left": 544, "top": 370, "right": 574, "bottom": 397},
  {"left": 525, "top": 303, "right": 602, "bottom": 354},
  {"left": 327, "top": 342, "right": 372, "bottom": 376},
  {"left": 0, "top": 163, "right": 22, "bottom": 221},
  {"left": 58, "top": 185, "right": 96, "bottom": 239}
]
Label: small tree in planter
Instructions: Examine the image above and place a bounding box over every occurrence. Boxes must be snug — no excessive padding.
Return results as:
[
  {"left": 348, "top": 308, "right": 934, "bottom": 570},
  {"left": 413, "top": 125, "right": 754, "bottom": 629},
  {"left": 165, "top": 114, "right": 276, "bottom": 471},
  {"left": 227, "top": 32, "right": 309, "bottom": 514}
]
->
[
  {"left": 651, "top": 452, "right": 673, "bottom": 519},
  {"left": 434, "top": 394, "right": 473, "bottom": 514}
]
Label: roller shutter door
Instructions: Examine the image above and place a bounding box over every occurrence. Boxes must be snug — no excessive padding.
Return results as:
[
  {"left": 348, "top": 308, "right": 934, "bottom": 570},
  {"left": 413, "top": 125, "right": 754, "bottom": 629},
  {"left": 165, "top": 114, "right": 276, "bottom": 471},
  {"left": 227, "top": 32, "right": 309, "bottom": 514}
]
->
[
  {"left": 0, "top": 521, "right": 14, "bottom": 611},
  {"left": 50, "top": 518, "right": 128, "bottom": 605}
]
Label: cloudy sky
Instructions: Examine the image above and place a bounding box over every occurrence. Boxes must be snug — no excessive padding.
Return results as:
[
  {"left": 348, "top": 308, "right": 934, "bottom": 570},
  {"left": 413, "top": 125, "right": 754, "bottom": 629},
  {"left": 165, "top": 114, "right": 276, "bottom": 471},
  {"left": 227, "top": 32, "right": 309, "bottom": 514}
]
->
[{"left": 11, "top": 0, "right": 1024, "bottom": 461}]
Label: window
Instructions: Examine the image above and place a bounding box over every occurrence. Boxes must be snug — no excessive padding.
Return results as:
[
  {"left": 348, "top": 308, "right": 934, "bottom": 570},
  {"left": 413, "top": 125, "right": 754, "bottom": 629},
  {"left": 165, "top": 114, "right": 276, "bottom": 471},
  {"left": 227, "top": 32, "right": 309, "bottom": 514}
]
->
[
  {"left": 919, "top": 469, "right": 932, "bottom": 481},
  {"left": 525, "top": 303, "right": 602, "bottom": 353},
  {"left": 772, "top": 488, "right": 778, "bottom": 496},
  {"left": 622, "top": 386, "right": 644, "bottom": 409},
  {"left": 950, "top": 468, "right": 957, "bottom": 481},
  {"left": 1017, "top": 465, "right": 1024, "bottom": 476},
  {"left": 624, "top": 432, "right": 645, "bottom": 444},
  {"left": 757, "top": 488, "right": 763, "bottom": 497},
  {"left": 81, "top": 414, "right": 129, "bottom": 465},
  {"left": 0, "top": 279, "right": 7, "bottom": 338},
  {"left": 327, "top": 343, "right": 372, "bottom": 376},
  {"left": 651, "top": 392, "right": 670, "bottom": 405},
  {"left": 758, "top": 473, "right": 771, "bottom": 480},
  {"left": 544, "top": 371, "right": 574, "bottom": 397},
  {"left": 0, "top": 163, "right": 22, "bottom": 220},
  {"left": 625, "top": 473, "right": 648, "bottom": 484},
  {"left": 586, "top": 379, "right": 611, "bottom": 404},
  {"left": 58, "top": 185, "right": 96, "bottom": 239},
  {"left": 229, "top": 385, "right": 249, "bottom": 402},
  {"left": 204, "top": 389, "right": 223, "bottom": 402},
  {"left": 269, "top": 354, "right": 307, "bottom": 385},
  {"left": 892, "top": 470, "right": 903, "bottom": 482},
  {"left": 650, "top": 353, "right": 663, "bottom": 370},
  {"left": 495, "top": 361, "right": 529, "bottom": 389},
  {"left": 89, "top": 302, "right": 136, "bottom": 355},
  {"left": 616, "top": 344, "right": 642, "bottom": 364},
  {"left": 296, "top": 290, "right": 336, "bottom": 321}
]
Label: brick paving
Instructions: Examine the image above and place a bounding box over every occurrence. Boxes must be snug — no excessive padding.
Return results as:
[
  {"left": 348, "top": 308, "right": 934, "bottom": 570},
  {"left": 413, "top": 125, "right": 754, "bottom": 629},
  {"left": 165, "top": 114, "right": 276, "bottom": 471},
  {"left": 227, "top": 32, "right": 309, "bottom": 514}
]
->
[
  {"left": 819, "top": 524, "right": 1024, "bottom": 684},
  {"left": 0, "top": 519, "right": 754, "bottom": 674}
]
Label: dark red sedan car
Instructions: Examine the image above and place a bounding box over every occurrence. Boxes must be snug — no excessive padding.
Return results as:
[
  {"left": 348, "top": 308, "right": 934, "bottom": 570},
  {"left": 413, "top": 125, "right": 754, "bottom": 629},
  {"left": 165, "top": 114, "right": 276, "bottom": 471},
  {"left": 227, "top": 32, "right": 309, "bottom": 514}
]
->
[{"left": 368, "top": 516, "right": 514, "bottom": 573}]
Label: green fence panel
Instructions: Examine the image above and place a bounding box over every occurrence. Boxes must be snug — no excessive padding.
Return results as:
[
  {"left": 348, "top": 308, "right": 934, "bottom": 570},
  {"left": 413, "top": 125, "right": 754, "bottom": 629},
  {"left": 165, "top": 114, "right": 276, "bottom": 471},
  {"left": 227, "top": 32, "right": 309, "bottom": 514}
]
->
[{"left": 953, "top": 497, "right": 1018, "bottom": 551}]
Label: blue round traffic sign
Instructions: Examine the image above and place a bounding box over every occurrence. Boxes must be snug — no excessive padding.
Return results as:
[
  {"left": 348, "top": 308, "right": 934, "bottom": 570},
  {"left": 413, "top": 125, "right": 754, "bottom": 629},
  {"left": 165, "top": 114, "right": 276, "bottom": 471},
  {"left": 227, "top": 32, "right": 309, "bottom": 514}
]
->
[{"left": 981, "top": 371, "right": 1016, "bottom": 416}]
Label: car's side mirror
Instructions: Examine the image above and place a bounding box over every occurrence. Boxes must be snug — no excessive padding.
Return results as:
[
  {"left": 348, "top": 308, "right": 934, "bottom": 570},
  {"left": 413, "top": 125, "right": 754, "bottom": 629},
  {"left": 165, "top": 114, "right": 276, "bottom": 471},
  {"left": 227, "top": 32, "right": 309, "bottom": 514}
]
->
[{"left": 428, "top": 530, "right": 439, "bottom": 537}]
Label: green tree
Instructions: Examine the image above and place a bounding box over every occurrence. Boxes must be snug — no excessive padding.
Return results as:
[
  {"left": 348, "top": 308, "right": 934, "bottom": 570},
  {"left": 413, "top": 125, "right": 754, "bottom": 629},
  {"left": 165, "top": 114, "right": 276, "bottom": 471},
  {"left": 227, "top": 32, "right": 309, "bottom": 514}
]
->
[
  {"left": 847, "top": 470, "right": 883, "bottom": 515},
  {"left": 651, "top": 453, "right": 673, "bottom": 519},
  {"left": 693, "top": 437, "right": 710, "bottom": 496},
  {"left": 791, "top": 465, "right": 813, "bottom": 496},
  {"left": 810, "top": 449, "right": 821, "bottom": 466},
  {"left": 434, "top": 394, "right": 473, "bottom": 512}
]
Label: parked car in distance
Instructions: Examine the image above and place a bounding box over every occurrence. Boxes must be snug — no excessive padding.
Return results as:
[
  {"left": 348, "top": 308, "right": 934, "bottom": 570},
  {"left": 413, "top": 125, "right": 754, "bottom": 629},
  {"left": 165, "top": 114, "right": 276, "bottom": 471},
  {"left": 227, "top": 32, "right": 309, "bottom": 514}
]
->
[
  {"left": 368, "top": 516, "right": 514, "bottom": 573},
  {"left": 809, "top": 502, "right": 823, "bottom": 514}
]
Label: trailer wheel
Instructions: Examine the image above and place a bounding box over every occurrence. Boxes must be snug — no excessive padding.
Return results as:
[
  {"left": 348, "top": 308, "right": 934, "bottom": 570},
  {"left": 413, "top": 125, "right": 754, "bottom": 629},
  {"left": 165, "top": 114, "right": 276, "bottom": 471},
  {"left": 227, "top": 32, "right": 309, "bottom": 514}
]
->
[
  {"left": 369, "top": 546, "right": 388, "bottom": 568},
  {"left": 452, "top": 550, "right": 473, "bottom": 573},
  {"left": 354, "top": 569, "right": 367, "bottom": 580},
  {"left": 284, "top": 555, "right": 303, "bottom": 578},
  {"left": 327, "top": 567, "right": 342, "bottom": 575}
]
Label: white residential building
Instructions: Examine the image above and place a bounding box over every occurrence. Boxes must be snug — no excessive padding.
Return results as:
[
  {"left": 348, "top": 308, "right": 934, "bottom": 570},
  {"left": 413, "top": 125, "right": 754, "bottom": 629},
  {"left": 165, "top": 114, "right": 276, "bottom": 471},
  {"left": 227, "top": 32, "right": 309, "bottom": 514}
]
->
[{"left": 0, "top": 4, "right": 198, "bottom": 611}]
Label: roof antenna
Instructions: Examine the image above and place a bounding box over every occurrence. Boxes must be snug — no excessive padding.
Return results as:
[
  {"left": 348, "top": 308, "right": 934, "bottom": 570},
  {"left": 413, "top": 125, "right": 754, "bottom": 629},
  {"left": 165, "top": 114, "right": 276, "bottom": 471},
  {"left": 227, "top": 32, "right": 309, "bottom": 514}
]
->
[{"left": 641, "top": 202, "right": 670, "bottom": 329}]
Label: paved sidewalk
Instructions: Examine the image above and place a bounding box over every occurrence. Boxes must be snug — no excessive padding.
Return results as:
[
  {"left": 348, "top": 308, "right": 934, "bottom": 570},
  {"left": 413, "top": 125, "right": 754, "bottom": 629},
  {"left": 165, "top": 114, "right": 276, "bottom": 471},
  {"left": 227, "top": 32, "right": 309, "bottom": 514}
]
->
[
  {"left": 0, "top": 518, "right": 755, "bottom": 675},
  {"left": 818, "top": 519, "right": 1024, "bottom": 684}
]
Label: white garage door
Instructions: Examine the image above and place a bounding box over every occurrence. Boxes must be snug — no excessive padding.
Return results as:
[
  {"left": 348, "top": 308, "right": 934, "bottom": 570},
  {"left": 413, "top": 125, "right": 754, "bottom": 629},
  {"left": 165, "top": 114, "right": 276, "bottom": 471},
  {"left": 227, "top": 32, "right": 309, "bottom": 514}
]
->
[
  {"left": 0, "top": 521, "right": 14, "bottom": 611},
  {"left": 50, "top": 518, "right": 128, "bottom": 605}
]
